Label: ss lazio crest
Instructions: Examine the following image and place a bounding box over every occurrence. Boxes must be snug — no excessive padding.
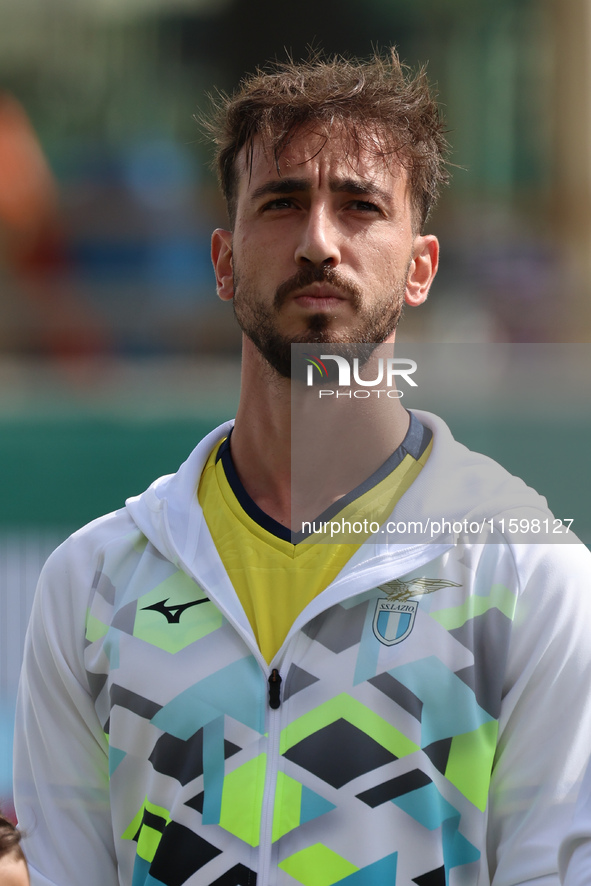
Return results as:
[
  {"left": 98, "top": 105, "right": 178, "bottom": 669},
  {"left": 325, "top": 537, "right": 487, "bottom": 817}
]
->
[
  {"left": 372, "top": 577, "right": 463, "bottom": 646},
  {"left": 373, "top": 599, "right": 418, "bottom": 646}
]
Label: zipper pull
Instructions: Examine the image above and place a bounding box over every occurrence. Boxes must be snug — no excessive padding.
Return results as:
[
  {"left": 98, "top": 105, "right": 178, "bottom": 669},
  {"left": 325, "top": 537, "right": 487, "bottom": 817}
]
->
[{"left": 268, "top": 668, "right": 282, "bottom": 709}]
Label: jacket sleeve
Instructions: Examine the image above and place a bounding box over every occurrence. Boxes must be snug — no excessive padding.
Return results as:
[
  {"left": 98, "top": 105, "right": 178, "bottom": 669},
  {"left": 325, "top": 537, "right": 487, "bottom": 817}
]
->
[
  {"left": 13, "top": 533, "right": 119, "bottom": 886},
  {"left": 485, "top": 541, "right": 591, "bottom": 886},
  {"left": 559, "top": 754, "right": 591, "bottom": 885}
]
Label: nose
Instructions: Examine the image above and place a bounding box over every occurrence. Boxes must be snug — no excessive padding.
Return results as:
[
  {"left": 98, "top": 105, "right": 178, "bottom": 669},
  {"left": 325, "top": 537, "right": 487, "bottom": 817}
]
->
[{"left": 294, "top": 204, "right": 341, "bottom": 267}]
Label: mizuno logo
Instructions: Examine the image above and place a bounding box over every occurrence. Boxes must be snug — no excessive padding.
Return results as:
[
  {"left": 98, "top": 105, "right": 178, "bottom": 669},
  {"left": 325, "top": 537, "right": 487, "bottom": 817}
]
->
[{"left": 141, "top": 597, "right": 210, "bottom": 624}]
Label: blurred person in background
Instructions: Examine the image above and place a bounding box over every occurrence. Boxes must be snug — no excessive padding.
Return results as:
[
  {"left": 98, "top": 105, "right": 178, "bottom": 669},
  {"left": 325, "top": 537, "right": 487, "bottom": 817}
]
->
[
  {"left": 0, "top": 815, "right": 29, "bottom": 886},
  {"left": 13, "top": 49, "right": 591, "bottom": 886},
  {"left": 0, "top": 90, "right": 107, "bottom": 359}
]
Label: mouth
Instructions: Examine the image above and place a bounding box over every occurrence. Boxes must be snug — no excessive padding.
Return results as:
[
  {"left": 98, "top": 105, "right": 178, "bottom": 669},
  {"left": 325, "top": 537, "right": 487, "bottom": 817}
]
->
[{"left": 292, "top": 283, "right": 348, "bottom": 310}]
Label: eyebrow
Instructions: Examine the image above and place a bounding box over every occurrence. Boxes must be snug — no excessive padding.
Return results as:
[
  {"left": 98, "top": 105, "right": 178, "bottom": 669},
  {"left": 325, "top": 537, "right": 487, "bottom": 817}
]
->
[
  {"left": 249, "top": 176, "right": 394, "bottom": 208},
  {"left": 249, "top": 178, "right": 309, "bottom": 201}
]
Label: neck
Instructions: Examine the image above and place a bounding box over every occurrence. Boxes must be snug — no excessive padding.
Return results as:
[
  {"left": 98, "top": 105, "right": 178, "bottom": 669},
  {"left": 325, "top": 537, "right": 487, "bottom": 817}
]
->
[
  {"left": 230, "top": 338, "right": 293, "bottom": 527},
  {"left": 229, "top": 336, "right": 410, "bottom": 530}
]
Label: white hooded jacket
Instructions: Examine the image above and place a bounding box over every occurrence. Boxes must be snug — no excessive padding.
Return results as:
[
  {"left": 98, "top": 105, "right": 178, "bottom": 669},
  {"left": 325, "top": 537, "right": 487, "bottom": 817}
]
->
[{"left": 14, "top": 411, "right": 591, "bottom": 886}]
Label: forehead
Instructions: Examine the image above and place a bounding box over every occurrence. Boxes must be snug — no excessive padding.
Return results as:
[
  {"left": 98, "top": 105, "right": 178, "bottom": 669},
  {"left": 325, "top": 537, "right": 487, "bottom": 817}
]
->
[{"left": 235, "top": 128, "right": 409, "bottom": 200}]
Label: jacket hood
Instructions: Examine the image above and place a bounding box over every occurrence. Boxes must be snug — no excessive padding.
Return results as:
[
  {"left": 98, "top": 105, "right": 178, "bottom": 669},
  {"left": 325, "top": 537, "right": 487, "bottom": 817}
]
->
[
  {"left": 393, "top": 410, "right": 551, "bottom": 530},
  {"left": 125, "top": 411, "right": 552, "bottom": 589}
]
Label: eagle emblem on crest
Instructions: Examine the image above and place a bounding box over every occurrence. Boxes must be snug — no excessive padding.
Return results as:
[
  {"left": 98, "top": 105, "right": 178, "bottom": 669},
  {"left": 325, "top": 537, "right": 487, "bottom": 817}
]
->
[{"left": 378, "top": 577, "right": 462, "bottom": 602}]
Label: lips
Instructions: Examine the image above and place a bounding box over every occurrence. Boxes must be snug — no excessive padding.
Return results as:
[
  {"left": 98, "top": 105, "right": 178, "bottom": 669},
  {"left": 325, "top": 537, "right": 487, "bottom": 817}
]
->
[
  {"left": 292, "top": 283, "right": 347, "bottom": 307},
  {"left": 274, "top": 268, "right": 362, "bottom": 310}
]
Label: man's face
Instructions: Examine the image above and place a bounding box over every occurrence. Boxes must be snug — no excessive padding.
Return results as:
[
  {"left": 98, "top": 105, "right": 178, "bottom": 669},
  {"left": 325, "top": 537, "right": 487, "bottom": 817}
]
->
[{"left": 212, "top": 128, "right": 438, "bottom": 377}]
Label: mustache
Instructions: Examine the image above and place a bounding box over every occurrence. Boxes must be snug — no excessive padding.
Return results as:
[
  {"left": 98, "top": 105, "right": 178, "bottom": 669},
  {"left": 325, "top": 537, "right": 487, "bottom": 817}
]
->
[{"left": 274, "top": 266, "right": 362, "bottom": 309}]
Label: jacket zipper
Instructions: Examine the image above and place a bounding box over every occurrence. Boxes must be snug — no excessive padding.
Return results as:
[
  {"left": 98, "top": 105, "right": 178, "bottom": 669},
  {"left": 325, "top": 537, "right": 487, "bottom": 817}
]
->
[
  {"left": 268, "top": 668, "right": 282, "bottom": 709},
  {"left": 258, "top": 668, "right": 283, "bottom": 884}
]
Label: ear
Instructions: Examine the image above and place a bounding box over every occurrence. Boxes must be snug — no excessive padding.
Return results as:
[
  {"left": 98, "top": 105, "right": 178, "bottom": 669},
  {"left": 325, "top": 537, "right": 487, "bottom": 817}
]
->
[
  {"left": 211, "top": 229, "right": 234, "bottom": 301},
  {"left": 405, "top": 234, "right": 439, "bottom": 307}
]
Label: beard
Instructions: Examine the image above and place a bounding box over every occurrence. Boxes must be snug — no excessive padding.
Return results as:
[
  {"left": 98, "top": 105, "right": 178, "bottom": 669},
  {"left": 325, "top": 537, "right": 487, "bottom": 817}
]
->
[{"left": 232, "top": 263, "right": 408, "bottom": 378}]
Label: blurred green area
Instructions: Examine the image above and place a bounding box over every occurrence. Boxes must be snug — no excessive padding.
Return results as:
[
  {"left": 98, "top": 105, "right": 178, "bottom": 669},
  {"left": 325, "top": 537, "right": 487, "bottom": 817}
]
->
[
  {"left": 0, "top": 409, "right": 587, "bottom": 541},
  {"left": 0, "top": 416, "right": 215, "bottom": 527},
  {"left": 0, "top": 347, "right": 587, "bottom": 541}
]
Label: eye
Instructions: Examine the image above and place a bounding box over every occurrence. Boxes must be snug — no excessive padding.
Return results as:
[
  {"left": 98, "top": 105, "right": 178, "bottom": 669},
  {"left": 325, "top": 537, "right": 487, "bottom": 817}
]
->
[
  {"left": 348, "top": 200, "right": 381, "bottom": 213},
  {"left": 262, "top": 197, "right": 297, "bottom": 211}
]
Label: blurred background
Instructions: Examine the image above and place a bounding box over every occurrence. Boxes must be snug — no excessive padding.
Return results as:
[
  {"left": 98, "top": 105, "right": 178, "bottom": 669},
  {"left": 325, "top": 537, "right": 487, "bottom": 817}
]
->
[{"left": 1, "top": 0, "right": 590, "bottom": 814}]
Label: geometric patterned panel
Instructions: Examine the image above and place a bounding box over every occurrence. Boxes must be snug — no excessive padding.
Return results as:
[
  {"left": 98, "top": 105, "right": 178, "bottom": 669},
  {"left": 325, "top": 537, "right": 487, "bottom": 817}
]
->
[
  {"left": 337, "top": 852, "right": 398, "bottom": 885},
  {"left": 356, "top": 770, "right": 432, "bottom": 808},
  {"left": 110, "top": 684, "right": 163, "bottom": 721},
  {"left": 111, "top": 601, "right": 138, "bottom": 636},
  {"left": 412, "top": 867, "right": 445, "bottom": 886},
  {"left": 150, "top": 657, "right": 265, "bottom": 740},
  {"left": 91, "top": 568, "right": 117, "bottom": 604},
  {"left": 121, "top": 789, "right": 224, "bottom": 884},
  {"left": 283, "top": 664, "right": 320, "bottom": 702},
  {"left": 443, "top": 720, "right": 498, "bottom": 811},
  {"left": 84, "top": 532, "right": 501, "bottom": 886},
  {"left": 281, "top": 694, "right": 418, "bottom": 763},
  {"left": 86, "top": 669, "right": 108, "bottom": 703},
  {"left": 217, "top": 754, "right": 267, "bottom": 847},
  {"left": 85, "top": 612, "right": 110, "bottom": 644},
  {"left": 302, "top": 602, "right": 367, "bottom": 654},
  {"left": 422, "top": 738, "right": 452, "bottom": 776},
  {"left": 272, "top": 771, "right": 336, "bottom": 842},
  {"left": 441, "top": 816, "right": 480, "bottom": 878},
  {"left": 185, "top": 792, "right": 206, "bottom": 815},
  {"left": 390, "top": 657, "right": 494, "bottom": 747},
  {"left": 450, "top": 608, "right": 512, "bottom": 718},
  {"left": 149, "top": 728, "right": 241, "bottom": 786},
  {"left": 368, "top": 672, "right": 424, "bottom": 721},
  {"left": 279, "top": 843, "right": 358, "bottom": 886},
  {"left": 209, "top": 863, "right": 258, "bottom": 886},
  {"left": 130, "top": 855, "right": 152, "bottom": 885},
  {"left": 391, "top": 782, "right": 459, "bottom": 831},
  {"left": 429, "top": 583, "right": 516, "bottom": 632},
  {"left": 122, "top": 798, "right": 171, "bottom": 863},
  {"left": 109, "top": 745, "right": 127, "bottom": 777},
  {"left": 149, "top": 821, "right": 222, "bottom": 886},
  {"left": 283, "top": 718, "right": 398, "bottom": 789}
]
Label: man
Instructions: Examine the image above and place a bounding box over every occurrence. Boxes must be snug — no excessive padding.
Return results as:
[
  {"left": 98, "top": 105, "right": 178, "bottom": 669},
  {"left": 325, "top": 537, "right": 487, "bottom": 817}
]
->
[{"left": 14, "top": 50, "right": 591, "bottom": 886}]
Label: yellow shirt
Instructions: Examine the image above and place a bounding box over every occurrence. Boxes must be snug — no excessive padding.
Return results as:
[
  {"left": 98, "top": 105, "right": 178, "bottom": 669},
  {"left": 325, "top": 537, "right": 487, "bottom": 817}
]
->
[{"left": 198, "top": 414, "right": 432, "bottom": 663}]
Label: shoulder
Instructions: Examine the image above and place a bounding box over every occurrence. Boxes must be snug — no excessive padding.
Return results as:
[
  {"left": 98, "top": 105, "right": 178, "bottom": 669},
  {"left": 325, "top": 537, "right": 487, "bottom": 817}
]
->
[
  {"left": 41, "top": 507, "right": 141, "bottom": 586},
  {"left": 508, "top": 539, "right": 591, "bottom": 597},
  {"left": 30, "top": 508, "right": 145, "bottom": 647}
]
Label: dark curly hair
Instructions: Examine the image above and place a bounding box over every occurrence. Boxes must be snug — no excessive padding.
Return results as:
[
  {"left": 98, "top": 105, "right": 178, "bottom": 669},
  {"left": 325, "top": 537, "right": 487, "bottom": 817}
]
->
[
  {"left": 201, "top": 48, "right": 449, "bottom": 231},
  {"left": 0, "top": 815, "right": 27, "bottom": 867}
]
